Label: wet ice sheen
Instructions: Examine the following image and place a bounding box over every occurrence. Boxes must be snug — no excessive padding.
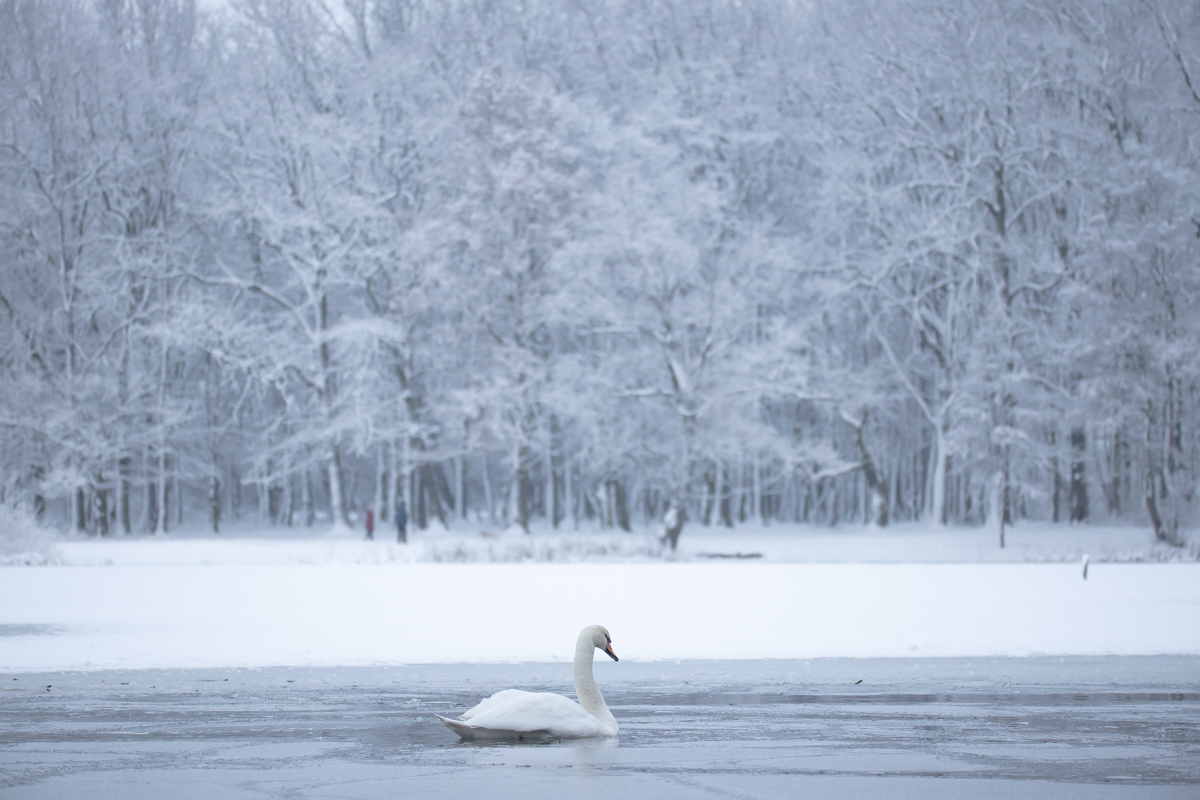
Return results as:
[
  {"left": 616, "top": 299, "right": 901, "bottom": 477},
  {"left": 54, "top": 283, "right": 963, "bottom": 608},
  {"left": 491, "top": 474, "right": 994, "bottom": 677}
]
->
[{"left": 1, "top": 657, "right": 1197, "bottom": 799}]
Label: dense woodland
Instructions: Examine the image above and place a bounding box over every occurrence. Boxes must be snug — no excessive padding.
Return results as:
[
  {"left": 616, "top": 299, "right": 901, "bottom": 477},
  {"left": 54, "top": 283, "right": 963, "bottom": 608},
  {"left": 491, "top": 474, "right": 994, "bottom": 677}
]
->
[{"left": 1, "top": 0, "right": 1198, "bottom": 546}]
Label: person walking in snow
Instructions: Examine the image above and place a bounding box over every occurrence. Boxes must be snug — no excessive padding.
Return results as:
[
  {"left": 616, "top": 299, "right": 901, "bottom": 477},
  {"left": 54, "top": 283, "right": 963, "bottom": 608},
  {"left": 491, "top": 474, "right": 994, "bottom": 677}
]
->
[
  {"left": 396, "top": 500, "right": 407, "bottom": 544},
  {"left": 365, "top": 505, "right": 375, "bottom": 540}
]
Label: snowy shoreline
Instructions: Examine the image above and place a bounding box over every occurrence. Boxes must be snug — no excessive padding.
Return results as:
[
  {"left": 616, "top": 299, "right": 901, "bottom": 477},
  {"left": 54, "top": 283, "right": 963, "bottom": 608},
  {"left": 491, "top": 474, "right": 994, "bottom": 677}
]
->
[
  {"left": 9, "top": 520, "right": 1196, "bottom": 567},
  {"left": 2, "top": 560, "right": 1198, "bottom": 672},
  {"left": 5, "top": 655, "right": 1199, "bottom": 692},
  {"left": 5, "top": 522, "right": 1196, "bottom": 673}
]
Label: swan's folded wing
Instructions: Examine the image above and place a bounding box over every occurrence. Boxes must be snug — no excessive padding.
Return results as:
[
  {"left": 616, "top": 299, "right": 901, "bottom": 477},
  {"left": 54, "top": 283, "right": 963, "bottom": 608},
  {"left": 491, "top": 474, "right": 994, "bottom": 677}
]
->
[
  {"left": 459, "top": 689, "right": 530, "bottom": 721},
  {"left": 436, "top": 715, "right": 478, "bottom": 739},
  {"left": 463, "top": 691, "right": 605, "bottom": 737}
]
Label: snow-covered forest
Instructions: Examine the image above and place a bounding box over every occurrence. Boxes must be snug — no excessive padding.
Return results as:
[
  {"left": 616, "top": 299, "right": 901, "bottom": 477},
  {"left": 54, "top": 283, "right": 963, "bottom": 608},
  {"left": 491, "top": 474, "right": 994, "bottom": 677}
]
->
[{"left": 1, "top": 0, "right": 1197, "bottom": 546}]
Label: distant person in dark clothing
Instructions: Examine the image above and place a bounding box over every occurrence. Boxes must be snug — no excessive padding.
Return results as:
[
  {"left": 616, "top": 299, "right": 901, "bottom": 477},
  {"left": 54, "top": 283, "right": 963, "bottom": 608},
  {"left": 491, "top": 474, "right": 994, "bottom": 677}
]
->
[
  {"left": 365, "top": 505, "right": 375, "bottom": 540},
  {"left": 396, "top": 500, "right": 407, "bottom": 543}
]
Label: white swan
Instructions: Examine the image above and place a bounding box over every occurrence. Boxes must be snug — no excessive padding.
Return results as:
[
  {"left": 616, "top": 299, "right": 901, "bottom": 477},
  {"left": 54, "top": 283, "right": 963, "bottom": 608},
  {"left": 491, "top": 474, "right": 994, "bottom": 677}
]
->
[{"left": 436, "top": 625, "right": 619, "bottom": 740}]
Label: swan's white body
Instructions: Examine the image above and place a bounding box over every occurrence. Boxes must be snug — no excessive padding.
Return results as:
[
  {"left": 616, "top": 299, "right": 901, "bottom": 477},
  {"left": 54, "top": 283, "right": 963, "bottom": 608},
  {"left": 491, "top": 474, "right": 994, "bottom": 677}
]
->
[{"left": 437, "top": 625, "right": 619, "bottom": 740}]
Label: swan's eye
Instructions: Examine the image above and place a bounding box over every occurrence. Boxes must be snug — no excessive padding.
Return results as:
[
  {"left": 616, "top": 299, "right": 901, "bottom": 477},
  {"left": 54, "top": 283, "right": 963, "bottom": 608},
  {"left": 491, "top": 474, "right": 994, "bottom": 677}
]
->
[{"left": 605, "top": 634, "right": 611, "bottom": 644}]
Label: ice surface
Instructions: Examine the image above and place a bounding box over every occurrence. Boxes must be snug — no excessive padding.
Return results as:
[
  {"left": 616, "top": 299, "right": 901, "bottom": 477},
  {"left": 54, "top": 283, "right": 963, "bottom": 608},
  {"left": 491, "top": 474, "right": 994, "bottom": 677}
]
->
[{"left": 1, "top": 658, "right": 1197, "bottom": 799}]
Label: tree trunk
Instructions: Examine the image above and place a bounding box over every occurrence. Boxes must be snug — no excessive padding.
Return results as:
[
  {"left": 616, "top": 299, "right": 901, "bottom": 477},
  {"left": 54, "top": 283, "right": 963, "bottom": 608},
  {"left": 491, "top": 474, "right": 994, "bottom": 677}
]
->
[
  {"left": 544, "top": 418, "right": 556, "bottom": 527},
  {"left": 33, "top": 466, "right": 45, "bottom": 522},
  {"left": 612, "top": 480, "right": 631, "bottom": 532},
  {"left": 482, "top": 453, "right": 494, "bottom": 525},
  {"left": 111, "top": 461, "right": 122, "bottom": 537},
  {"left": 453, "top": 455, "right": 462, "bottom": 523},
  {"left": 96, "top": 482, "right": 110, "bottom": 537},
  {"left": 506, "top": 446, "right": 519, "bottom": 527},
  {"left": 719, "top": 462, "right": 733, "bottom": 527},
  {"left": 374, "top": 444, "right": 385, "bottom": 523},
  {"left": 119, "top": 456, "right": 132, "bottom": 534},
  {"left": 511, "top": 444, "right": 532, "bottom": 532},
  {"left": 853, "top": 417, "right": 889, "bottom": 527},
  {"left": 1146, "top": 462, "right": 1170, "bottom": 544},
  {"left": 734, "top": 460, "right": 745, "bottom": 522},
  {"left": 458, "top": 456, "right": 467, "bottom": 520},
  {"left": 931, "top": 426, "right": 947, "bottom": 525},
  {"left": 699, "top": 468, "right": 712, "bottom": 525},
  {"left": 159, "top": 453, "right": 170, "bottom": 534},
  {"left": 392, "top": 439, "right": 402, "bottom": 520},
  {"left": 413, "top": 466, "right": 426, "bottom": 529},
  {"left": 146, "top": 477, "right": 158, "bottom": 534},
  {"left": 232, "top": 466, "right": 243, "bottom": 520},
  {"left": 565, "top": 460, "right": 575, "bottom": 530},
  {"left": 1051, "top": 453, "right": 1062, "bottom": 523},
  {"left": 287, "top": 474, "right": 297, "bottom": 527},
  {"left": 1145, "top": 400, "right": 1182, "bottom": 547},
  {"left": 210, "top": 475, "right": 221, "bottom": 534},
  {"left": 268, "top": 461, "right": 283, "bottom": 524},
  {"left": 327, "top": 444, "right": 350, "bottom": 529},
  {"left": 304, "top": 467, "right": 315, "bottom": 527},
  {"left": 1069, "top": 428, "right": 1088, "bottom": 523},
  {"left": 990, "top": 471, "right": 1006, "bottom": 548},
  {"left": 751, "top": 453, "right": 760, "bottom": 522},
  {"left": 420, "top": 462, "right": 449, "bottom": 529}
]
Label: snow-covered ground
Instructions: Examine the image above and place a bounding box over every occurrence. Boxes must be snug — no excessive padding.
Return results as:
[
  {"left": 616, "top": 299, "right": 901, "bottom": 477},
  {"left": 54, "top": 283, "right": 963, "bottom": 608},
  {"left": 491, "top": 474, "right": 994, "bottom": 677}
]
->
[
  {"left": 2, "top": 521, "right": 1197, "bottom": 673},
  {"left": 2, "top": 561, "right": 1198, "bottom": 671},
  {"left": 24, "top": 519, "right": 1200, "bottom": 567}
]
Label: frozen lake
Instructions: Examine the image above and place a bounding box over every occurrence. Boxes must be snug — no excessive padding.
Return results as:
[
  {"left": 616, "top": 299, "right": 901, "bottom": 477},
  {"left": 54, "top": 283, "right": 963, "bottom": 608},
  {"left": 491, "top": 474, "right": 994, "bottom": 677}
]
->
[{"left": 2, "top": 657, "right": 1197, "bottom": 799}]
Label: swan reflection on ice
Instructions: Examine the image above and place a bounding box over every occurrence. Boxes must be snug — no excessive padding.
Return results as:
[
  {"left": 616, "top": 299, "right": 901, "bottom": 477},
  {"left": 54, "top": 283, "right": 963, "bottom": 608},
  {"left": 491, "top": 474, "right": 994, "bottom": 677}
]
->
[{"left": 437, "top": 625, "right": 619, "bottom": 741}]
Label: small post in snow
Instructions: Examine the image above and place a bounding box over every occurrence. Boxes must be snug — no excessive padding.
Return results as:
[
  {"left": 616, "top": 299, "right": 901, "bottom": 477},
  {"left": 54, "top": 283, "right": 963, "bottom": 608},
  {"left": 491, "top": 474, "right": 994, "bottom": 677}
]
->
[{"left": 1081, "top": 554, "right": 1089, "bottom": 581}]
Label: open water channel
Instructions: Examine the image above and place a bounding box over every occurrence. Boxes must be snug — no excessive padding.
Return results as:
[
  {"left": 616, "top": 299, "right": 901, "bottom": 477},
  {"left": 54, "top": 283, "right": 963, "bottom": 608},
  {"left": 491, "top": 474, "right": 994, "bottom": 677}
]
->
[{"left": 1, "top": 657, "right": 1197, "bottom": 798}]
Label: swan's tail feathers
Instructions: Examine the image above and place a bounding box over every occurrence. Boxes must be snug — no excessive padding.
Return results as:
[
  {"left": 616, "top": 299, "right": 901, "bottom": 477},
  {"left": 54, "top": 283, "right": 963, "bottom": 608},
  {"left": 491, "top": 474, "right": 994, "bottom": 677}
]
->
[{"left": 436, "top": 714, "right": 477, "bottom": 739}]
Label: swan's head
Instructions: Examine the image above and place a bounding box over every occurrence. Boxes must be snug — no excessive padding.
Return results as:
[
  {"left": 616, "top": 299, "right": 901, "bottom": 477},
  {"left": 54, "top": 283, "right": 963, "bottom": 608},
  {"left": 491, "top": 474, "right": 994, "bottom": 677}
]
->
[{"left": 585, "top": 624, "right": 618, "bottom": 662}]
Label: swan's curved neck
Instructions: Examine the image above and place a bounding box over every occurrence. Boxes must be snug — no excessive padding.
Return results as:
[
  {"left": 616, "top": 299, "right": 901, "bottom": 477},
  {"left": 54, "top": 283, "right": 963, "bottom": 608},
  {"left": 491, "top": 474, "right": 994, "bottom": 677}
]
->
[{"left": 573, "top": 632, "right": 615, "bottom": 728}]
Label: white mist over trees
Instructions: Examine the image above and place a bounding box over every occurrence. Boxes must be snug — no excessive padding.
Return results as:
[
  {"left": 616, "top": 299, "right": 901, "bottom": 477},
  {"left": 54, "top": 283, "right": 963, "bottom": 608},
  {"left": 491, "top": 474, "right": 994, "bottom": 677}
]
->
[{"left": 1, "top": 0, "right": 1197, "bottom": 546}]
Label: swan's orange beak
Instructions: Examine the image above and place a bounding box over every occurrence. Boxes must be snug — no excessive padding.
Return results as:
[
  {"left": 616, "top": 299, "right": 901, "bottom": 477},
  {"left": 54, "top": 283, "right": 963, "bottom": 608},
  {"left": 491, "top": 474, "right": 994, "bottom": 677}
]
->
[{"left": 604, "top": 643, "right": 618, "bottom": 662}]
